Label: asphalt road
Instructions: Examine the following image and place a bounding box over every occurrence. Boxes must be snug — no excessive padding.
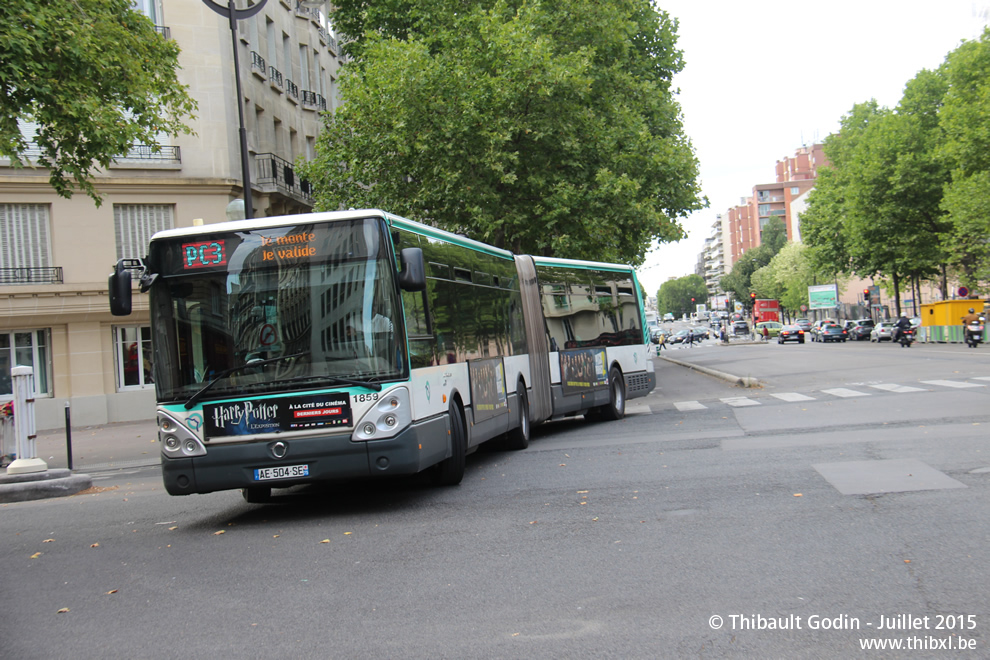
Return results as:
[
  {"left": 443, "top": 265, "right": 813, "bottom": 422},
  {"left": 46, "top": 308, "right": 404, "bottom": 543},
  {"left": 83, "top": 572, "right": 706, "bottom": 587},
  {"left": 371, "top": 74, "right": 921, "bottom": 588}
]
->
[{"left": 3, "top": 342, "right": 989, "bottom": 659}]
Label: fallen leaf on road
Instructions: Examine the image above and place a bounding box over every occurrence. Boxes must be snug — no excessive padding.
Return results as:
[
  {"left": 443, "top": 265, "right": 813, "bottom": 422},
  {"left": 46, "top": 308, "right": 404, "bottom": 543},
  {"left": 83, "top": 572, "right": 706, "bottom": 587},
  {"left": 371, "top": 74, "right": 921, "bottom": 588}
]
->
[
  {"left": 106, "top": 590, "right": 118, "bottom": 595},
  {"left": 793, "top": 494, "right": 803, "bottom": 497},
  {"left": 30, "top": 552, "right": 41, "bottom": 559},
  {"left": 273, "top": 535, "right": 280, "bottom": 539},
  {"left": 57, "top": 608, "right": 69, "bottom": 614},
  {"left": 213, "top": 531, "right": 225, "bottom": 536},
  {"left": 344, "top": 532, "right": 352, "bottom": 535},
  {"left": 43, "top": 539, "right": 54, "bottom": 543},
  {"left": 90, "top": 543, "right": 100, "bottom": 548},
  {"left": 320, "top": 539, "right": 330, "bottom": 543},
  {"left": 168, "top": 526, "right": 177, "bottom": 531}
]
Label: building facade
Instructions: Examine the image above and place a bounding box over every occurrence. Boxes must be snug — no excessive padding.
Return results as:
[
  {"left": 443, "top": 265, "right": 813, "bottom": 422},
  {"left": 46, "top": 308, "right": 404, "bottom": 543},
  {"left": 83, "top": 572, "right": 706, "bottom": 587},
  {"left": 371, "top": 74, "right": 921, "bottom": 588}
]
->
[{"left": 0, "top": 0, "right": 344, "bottom": 429}]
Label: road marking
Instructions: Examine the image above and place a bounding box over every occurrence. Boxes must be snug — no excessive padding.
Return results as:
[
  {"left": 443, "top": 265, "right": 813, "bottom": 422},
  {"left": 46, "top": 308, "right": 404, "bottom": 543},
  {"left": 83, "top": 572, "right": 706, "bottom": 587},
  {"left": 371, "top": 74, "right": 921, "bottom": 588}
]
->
[
  {"left": 721, "top": 397, "right": 761, "bottom": 407},
  {"left": 821, "top": 388, "right": 871, "bottom": 398},
  {"left": 869, "top": 383, "right": 927, "bottom": 393},
  {"left": 770, "top": 392, "right": 816, "bottom": 402},
  {"left": 674, "top": 401, "right": 707, "bottom": 411},
  {"left": 972, "top": 377, "right": 990, "bottom": 382},
  {"left": 920, "top": 379, "right": 986, "bottom": 389}
]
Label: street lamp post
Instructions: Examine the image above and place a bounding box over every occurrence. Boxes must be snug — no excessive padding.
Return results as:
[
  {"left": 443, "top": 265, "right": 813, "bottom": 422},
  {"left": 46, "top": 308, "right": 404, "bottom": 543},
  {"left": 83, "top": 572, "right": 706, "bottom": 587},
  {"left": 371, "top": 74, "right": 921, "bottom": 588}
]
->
[{"left": 202, "top": 0, "right": 268, "bottom": 220}]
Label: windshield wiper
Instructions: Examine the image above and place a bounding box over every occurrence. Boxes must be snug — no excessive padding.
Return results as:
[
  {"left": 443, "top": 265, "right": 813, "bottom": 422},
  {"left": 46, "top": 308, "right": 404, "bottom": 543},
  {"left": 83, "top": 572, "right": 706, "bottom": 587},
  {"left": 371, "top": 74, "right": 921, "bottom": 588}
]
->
[
  {"left": 183, "top": 352, "right": 310, "bottom": 409},
  {"left": 264, "top": 374, "right": 384, "bottom": 392}
]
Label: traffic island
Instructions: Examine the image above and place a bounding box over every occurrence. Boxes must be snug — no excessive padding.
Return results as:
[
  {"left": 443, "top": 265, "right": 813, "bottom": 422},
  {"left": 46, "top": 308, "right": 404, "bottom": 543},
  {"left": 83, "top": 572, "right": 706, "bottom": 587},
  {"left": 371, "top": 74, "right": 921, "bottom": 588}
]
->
[{"left": 0, "top": 468, "right": 93, "bottom": 503}]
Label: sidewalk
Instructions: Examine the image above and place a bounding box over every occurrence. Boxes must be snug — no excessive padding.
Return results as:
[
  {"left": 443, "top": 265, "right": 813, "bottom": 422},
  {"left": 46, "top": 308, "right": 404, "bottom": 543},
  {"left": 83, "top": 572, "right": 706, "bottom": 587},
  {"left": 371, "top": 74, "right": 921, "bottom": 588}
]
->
[{"left": 31, "top": 419, "right": 161, "bottom": 472}]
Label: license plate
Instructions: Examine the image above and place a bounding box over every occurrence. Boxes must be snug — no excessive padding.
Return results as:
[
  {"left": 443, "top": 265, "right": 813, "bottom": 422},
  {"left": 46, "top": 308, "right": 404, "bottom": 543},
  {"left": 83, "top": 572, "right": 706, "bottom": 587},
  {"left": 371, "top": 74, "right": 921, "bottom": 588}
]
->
[{"left": 254, "top": 464, "right": 309, "bottom": 481}]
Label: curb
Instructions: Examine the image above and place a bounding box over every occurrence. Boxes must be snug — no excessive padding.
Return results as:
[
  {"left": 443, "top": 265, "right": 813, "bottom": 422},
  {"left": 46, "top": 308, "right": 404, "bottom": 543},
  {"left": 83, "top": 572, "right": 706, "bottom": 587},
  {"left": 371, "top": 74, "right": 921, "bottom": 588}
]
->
[
  {"left": 0, "top": 468, "right": 93, "bottom": 504},
  {"left": 657, "top": 354, "right": 762, "bottom": 388}
]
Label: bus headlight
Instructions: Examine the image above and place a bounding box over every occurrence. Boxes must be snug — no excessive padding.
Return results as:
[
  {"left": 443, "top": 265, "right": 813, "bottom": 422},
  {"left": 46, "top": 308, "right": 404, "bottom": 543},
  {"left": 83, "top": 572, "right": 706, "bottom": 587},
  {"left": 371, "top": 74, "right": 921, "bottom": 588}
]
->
[
  {"left": 353, "top": 387, "right": 411, "bottom": 442},
  {"left": 158, "top": 412, "right": 207, "bottom": 458}
]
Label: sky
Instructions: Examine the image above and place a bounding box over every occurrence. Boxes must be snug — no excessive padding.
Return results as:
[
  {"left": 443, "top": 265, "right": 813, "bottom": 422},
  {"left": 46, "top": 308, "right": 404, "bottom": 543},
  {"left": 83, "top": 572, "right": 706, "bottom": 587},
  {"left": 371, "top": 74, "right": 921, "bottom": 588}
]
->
[{"left": 636, "top": 0, "right": 989, "bottom": 296}]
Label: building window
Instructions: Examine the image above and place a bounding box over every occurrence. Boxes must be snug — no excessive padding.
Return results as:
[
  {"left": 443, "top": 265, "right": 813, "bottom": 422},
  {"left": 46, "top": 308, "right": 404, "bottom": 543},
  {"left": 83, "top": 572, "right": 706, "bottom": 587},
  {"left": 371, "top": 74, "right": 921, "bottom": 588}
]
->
[
  {"left": 791, "top": 186, "right": 800, "bottom": 195},
  {"left": 0, "top": 204, "right": 51, "bottom": 270},
  {"left": 0, "top": 329, "right": 51, "bottom": 399},
  {"left": 758, "top": 204, "right": 770, "bottom": 216},
  {"left": 114, "top": 204, "right": 174, "bottom": 260},
  {"left": 114, "top": 326, "right": 154, "bottom": 389}
]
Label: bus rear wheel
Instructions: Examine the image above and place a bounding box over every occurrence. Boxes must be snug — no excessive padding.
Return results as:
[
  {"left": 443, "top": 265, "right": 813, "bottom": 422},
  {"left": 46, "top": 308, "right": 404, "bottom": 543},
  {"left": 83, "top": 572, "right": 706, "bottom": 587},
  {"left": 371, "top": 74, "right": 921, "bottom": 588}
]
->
[
  {"left": 601, "top": 366, "right": 626, "bottom": 421},
  {"left": 432, "top": 402, "right": 466, "bottom": 486},
  {"left": 503, "top": 387, "right": 530, "bottom": 451}
]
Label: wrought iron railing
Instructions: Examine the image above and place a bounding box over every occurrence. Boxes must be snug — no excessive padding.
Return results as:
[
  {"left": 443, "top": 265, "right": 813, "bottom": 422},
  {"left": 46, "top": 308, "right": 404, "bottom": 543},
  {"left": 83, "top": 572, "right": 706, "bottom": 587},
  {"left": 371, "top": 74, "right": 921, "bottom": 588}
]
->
[
  {"left": 301, "top": 90, "right": 318, "bottom": 108},
  {"left": 317, "top": 94, "right": 327, "bottom": 111},
  {"left": 286, "top": 79, "right": 299, "bottom": 101},
  {"left": 154, "top": 25, "right": 171, "bottom": 39},
  {"left": 121, "top": 145, "right": 181, "bottom": 161},
  {"left": 254, "top": 153, "right": 314, "bottom": 205},
  {"left": 269, "top": 66, "right": 283, "bottom": 88},
  {"left": 250, "top": 51, "right": 266, "bottom": 76},
  {"left": 0, "top": 267, "right": 64, "bottom": 285}
]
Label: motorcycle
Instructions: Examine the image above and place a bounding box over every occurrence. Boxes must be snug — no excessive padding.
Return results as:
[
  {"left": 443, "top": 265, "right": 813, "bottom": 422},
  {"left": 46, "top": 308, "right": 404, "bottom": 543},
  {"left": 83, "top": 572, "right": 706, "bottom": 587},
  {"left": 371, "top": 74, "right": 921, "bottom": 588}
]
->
[
  {"left": 898, "top": 327, "right": 914, "bottom": 348},
  {"left": 965, "top": 316, "right": 986, "bottom": 348}
]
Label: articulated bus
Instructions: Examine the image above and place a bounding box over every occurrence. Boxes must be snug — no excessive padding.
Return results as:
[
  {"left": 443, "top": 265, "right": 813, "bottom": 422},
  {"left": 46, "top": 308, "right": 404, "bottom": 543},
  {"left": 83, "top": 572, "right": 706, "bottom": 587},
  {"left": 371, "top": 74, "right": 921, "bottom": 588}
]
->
[{"left": 109, "top": 209, "right": 655, "bottom": 501}]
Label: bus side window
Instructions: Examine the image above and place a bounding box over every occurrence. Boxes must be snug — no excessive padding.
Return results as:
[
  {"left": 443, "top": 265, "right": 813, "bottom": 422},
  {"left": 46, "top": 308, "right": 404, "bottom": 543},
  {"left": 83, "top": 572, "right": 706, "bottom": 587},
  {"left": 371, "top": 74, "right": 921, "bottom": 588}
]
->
[{"left": 403, "top": 289, "right": 436, "bottom": 368}]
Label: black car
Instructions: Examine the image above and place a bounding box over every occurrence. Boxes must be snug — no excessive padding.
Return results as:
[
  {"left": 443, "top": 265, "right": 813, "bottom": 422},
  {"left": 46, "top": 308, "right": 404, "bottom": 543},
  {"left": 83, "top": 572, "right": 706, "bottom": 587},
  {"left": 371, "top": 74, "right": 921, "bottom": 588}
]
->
[
  {"left": 818, "top": 323, "right": 848, "bottom": 342},
  {"left": 731, "top": 320, "right": 749, "bottom": 335},
  {"left": 777, "top": 325, "right": 805, "bottom": 344},
  {"left": 669, "top": 329, "right": 690, "bottom": 344}
]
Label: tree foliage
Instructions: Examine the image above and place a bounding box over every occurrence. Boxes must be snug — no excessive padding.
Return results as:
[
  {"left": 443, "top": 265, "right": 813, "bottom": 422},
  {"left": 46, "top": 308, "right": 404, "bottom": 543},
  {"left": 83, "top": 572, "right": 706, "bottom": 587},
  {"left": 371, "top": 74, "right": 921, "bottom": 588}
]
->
[
  {"left": 0, "top": 0, "right": 197, "bottom": 204},
  {"left": 801, "top": 31, "right": 990, "bottom": 303},
  {"left": 656, "top": 273, "right": 707, "bottom": 317},
  {"left": 302, "top": 0, "right": 705, "bottom": 264}
]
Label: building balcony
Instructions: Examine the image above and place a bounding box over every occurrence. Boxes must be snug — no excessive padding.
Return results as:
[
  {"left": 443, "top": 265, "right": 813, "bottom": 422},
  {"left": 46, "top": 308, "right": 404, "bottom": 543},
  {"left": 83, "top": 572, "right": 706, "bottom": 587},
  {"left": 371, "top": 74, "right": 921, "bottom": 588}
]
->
[
  {"left": 251, "top": 51, "right": 266, "bottom": 80},
  {"left": 0, "top": 267, "right": 64, "bottom": 285},
  {"left": 286, "top": 79, "right": 299, "bottom": 103},
  {"left": 301, "top": 90, "right": 319, "bottom": 110},
  {"left": 269, "top": 66, "right": 284, "bottom": 92},
  {"left": 254, "top": 152, "right": 314, "bottom": 206},
  {"left": 154, "top": 25, "right": 171, "bottom": 39}
]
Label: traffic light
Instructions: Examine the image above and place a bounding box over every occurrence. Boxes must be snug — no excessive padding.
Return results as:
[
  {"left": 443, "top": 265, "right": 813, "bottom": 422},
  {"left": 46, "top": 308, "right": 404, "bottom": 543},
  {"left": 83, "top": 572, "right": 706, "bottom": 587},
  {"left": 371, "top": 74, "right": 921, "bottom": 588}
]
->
[
  {"left": 863, "top": 288, "right": 870, "bottom": 303},
  {"left": 750, "top": 292, "right": 756, "bottom": 302},
  {"left": 691, "top": 297, "right": 695, "bottom": 303}
]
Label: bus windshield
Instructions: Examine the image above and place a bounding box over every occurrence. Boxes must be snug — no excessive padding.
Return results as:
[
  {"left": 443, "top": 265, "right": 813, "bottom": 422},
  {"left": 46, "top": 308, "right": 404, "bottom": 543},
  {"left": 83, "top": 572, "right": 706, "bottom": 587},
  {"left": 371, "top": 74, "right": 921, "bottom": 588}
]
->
[{"left": 148, "top": 217, "right": 406, "bottom": 403}]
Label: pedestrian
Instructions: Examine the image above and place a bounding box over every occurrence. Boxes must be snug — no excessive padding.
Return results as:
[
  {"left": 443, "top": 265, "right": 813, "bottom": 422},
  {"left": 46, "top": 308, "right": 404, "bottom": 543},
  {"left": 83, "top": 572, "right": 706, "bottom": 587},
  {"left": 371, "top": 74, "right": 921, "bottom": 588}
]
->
[
  {"left": 687, "top": 329, "right": 695, "bottom": 348},
  {"left": 762, "top": 325, "right": 769, "bottom": 342},
  {"left": 657, "top": 332, "right": 666, "bottom": 352},
  {"left": 720, "top": 324, "right": 727, "bottom": 343}
]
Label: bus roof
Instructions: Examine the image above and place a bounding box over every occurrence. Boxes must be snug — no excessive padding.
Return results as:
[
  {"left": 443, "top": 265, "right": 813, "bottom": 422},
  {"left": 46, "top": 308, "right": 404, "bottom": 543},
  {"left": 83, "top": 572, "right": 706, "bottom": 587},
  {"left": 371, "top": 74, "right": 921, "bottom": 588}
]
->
[
  {"left": 531, "top": 255, "right": 638, "bottom": 274},
  {"left": 149, "top": 209, "right": 391, "bottom": 242}
]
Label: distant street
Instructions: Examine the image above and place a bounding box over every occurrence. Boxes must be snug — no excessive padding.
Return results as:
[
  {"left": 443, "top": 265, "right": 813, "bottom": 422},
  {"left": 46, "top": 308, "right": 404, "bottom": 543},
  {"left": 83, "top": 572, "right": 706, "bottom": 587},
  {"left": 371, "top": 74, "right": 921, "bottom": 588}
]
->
[{"left": 3, "top": 340, "right": 990, "bottom": 658}]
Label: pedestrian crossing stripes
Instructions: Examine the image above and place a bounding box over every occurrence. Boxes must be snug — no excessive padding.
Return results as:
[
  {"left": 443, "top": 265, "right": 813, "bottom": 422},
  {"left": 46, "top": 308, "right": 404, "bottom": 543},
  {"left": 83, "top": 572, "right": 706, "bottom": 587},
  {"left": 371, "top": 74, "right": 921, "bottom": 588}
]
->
[
  {"left": 820, "top": 387, "right": 871, "bottom": 398},
  {"left": 869, "top": 383, "right": 926, "bottom": 393},
  {"left": 920, "top": 379, "right": 986, "bottom": 389},
  {"left": 770, "top": 392, "right": 816, "bottom": 402},
  {"left": 669, "top": 377, "right": 988, "bottom": 412}
]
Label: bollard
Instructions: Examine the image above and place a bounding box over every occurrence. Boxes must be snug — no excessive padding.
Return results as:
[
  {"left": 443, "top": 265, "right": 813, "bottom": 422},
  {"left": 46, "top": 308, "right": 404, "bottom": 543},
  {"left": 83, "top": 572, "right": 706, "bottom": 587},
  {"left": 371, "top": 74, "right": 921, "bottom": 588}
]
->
[
  {"left": 65, "top": 401, "right": 73, "bottom": 471},
  {"left": 6, "top": 366, "right": 47, "bottom": 475}
]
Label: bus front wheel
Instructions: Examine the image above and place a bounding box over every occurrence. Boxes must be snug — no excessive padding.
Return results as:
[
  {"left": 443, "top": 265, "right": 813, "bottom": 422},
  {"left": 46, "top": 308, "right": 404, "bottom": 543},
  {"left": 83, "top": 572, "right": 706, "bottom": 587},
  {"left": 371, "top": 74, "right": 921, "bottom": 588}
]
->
[
  {"left": 432, "top": 402, "right": 466, "bottom": 486},
  {"left": 601, "top": 366, "right": 626, "bottom": 421}
]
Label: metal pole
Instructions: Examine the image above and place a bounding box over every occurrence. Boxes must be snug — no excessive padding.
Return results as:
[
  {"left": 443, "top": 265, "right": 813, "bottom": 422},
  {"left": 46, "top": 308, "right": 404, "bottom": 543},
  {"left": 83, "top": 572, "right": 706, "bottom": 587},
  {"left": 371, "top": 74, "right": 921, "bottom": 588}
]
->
[
  {"left": 227, "top": 0, "right": 254, "bottom": 220},
  {"left": 64, "top": 401, "right": 73, "bottom": 471}
]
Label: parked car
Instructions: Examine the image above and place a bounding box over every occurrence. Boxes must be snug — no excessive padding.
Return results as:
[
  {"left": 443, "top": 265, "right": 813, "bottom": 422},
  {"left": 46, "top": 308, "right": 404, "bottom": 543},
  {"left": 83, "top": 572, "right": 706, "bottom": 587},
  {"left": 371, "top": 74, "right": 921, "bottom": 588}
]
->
[
  {"left": 870, "top": 322, "right": 894, "bottom": 342},
  {"left": 669, "top": 329, "right": 690, "bottom": 344},
  {"left": 793, "top": 318, "right": 813, "bottom": 332},
  {"left": 850, "top": 319, "right": 875, "bottom": 341},
  {"left": 756, "top": 321, "right": 783, "bottom": 338},
  {"left": 818, "top": 323, "right": 848, "bottom": 342},
  {"left": 777, "top": 325, "right": 805, "bottom": 344}
]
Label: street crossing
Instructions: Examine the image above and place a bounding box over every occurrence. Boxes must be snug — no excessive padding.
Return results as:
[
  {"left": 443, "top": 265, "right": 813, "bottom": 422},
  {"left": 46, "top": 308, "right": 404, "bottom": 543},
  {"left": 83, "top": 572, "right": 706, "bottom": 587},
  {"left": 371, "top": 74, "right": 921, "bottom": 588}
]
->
[{"left": 660, "top": 377, "right": 988, "bottom": 412}]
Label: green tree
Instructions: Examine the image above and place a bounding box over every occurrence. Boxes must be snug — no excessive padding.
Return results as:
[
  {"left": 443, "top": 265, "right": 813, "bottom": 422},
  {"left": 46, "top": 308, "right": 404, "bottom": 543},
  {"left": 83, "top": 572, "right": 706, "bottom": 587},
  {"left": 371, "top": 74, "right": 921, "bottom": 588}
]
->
[
  {"left": 0, "top": 0, "right": 197, "bottom": 204},
  {"left": 940, "top": 29, "right": 990, "bottom": 291},
  {"left": 657, "top": 274, "right": 706, "bottom": 318},
  {"left": 303, "top": 0, "right": 705, "bottom": 264}
]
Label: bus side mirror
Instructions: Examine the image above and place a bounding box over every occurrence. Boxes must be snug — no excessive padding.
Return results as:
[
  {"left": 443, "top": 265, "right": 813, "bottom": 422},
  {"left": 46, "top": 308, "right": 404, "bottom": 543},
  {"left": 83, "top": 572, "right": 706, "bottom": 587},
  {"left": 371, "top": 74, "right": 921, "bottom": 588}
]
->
[
  {"left": 399, "top": 247, "right": 426, "bottom": 292},
  {"left": 109, "top": 262, "right": 132, "bottom": 316}
]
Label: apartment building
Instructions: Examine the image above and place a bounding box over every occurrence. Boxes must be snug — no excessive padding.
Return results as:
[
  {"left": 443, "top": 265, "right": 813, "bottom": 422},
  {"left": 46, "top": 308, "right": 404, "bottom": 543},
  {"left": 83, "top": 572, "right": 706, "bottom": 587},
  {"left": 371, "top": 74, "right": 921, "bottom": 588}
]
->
[{"left": 0, "top": 0, "right": 344, "bottom": 429}]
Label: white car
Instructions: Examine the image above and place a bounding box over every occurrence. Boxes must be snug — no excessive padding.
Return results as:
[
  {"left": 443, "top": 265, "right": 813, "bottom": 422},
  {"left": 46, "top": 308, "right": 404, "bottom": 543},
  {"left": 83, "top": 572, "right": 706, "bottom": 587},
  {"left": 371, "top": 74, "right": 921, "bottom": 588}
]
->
[{"left": 870, "top": 322, "right": 894, "bottom": 342}]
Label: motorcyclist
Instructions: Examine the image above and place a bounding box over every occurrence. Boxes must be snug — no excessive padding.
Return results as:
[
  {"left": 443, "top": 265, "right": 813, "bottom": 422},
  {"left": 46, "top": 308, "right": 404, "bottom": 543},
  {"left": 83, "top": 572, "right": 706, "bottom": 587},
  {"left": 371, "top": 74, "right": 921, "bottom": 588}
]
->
[
  {"left": 893, "top": 315, "right": 912, "bottom": 342},
  {"left": 961, "top": 307, "right": 981, "bottom": 326}
]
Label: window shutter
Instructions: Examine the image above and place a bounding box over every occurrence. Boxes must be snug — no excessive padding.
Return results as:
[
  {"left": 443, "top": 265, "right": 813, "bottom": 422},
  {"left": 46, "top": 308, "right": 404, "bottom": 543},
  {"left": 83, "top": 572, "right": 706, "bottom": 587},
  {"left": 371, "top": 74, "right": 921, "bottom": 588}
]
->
[
  {"left": 114, "top": 205, "right": 174, "bottom": 260},
  {"left": 0, "top": 204, "right": 51, "bottom": 269}
]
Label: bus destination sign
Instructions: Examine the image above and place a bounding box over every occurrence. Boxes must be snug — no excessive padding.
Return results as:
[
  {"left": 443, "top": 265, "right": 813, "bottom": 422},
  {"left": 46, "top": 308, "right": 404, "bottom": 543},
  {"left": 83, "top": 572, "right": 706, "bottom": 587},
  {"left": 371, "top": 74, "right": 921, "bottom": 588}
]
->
[{"left": 182, "top": 240, "right": 227, "bottom": 269}]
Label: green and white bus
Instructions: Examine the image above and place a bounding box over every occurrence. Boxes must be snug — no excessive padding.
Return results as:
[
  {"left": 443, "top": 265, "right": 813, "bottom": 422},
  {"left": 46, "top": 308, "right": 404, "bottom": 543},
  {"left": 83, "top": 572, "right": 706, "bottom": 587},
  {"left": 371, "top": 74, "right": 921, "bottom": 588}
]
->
[{"left": 109, "top": 209, "right": 655, "bottom": 501}]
